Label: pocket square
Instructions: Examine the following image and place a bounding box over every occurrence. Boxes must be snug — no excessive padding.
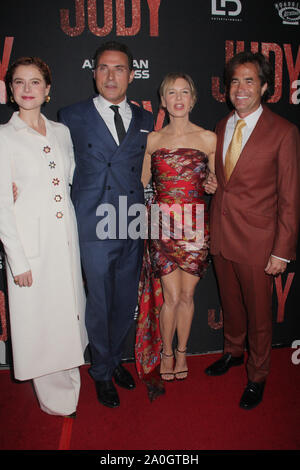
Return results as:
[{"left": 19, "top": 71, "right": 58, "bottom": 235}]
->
[{"left": 140, "top": 129, "right": 149, "bottom": 133}]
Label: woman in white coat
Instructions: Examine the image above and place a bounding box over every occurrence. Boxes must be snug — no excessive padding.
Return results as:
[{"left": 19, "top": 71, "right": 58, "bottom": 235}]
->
[{"left": 0, "top": 57, "right": 88, "bottom": 416}]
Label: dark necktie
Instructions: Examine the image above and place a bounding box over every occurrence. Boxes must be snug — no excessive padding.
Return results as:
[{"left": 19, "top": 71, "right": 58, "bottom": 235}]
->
[{"left": 110, "top": 105, "right": 126, "bottom": 144}]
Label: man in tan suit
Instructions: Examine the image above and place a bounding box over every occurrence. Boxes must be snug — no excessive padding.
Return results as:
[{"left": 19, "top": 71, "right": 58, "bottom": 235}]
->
[{"left": 206, "top": 52, "right": 300, "bottom": 409}]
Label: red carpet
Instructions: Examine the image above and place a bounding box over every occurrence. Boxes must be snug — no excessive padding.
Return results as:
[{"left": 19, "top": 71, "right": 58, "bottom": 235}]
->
[{"left": 0, "top": 347, "right": 299, "bottom": 451}]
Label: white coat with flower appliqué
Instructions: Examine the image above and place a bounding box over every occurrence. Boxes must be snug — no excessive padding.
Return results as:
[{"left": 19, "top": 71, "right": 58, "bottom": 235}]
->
[{"left": 0, "top": 112, "right": 88, "bottom": 380}]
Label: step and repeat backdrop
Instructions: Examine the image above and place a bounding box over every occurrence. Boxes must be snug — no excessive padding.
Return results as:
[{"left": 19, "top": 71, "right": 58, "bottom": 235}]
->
[{"left": 0, "top": 0, "right": 299, "bottom": 364}]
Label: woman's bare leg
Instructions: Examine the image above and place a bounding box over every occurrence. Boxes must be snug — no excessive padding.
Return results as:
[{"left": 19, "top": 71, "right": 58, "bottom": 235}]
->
[
  {"left": 159, "top": 269, "right": 181, "bottom": 380},
  {"left": 174, "top": 270, "right": 199, "bottom": 379}
]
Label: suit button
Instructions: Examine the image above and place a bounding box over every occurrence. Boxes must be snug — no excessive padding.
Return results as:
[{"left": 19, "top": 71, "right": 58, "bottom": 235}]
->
[
  {"left": 223, "top": 210, "right": 228, "bottom": 215},
  {"left": 130, "top": 190, "right": 134, "bottom": 194},
  {"left": 88, "top": 143, "right": 92, "bottom": 148},
  {"left": 141, "top": 145, "right": 145, "bottom": 150},
  {"left": 107, "top": 185, "right": 111, "bottom": 190},
  {"left": 131, "top": 167, "right": 135, "bottom": 171},
  {"left": 108, "top": 163, "right": 111, "bottom": 167}
]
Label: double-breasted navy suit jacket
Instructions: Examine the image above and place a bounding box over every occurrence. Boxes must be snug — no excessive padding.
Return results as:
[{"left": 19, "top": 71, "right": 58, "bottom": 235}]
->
[
  {"left": 58, "top": 97, "right": 154, "bottom": 380},
  {"left": 59, "top": 97, "right": 154, "bottom": 242}
]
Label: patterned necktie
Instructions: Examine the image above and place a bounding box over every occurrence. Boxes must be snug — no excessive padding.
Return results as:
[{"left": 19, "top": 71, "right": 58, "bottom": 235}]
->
[
  {"left": 110, "top": 105, "right": 126, "bottom": 144},
  {"left": 224, "top": 119, "right": 246, "bottom": 181}
]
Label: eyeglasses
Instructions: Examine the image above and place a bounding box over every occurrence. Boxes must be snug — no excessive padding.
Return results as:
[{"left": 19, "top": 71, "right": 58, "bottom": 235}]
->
[{"left": 95, "top": 64, "right": 130, "bottom": 75}]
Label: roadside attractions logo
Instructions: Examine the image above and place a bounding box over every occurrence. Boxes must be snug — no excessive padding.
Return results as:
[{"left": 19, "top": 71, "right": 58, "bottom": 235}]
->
[{"left": 274, "top": 2, "right": 300, "bottom": 25}]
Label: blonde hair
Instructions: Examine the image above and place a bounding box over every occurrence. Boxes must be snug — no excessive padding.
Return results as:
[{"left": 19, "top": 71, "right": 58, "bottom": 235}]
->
[{"left": 159, "top": 72, "right": 197, "bottom": 109}]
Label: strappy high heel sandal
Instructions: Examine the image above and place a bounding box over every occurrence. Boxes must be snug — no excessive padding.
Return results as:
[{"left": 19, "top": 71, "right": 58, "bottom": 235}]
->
[
  {"left": 160, "top": 351, "right": 175, "bottom": 382},
  {"left": 174, "top": 347, "right": 188, "bottom": 380}
]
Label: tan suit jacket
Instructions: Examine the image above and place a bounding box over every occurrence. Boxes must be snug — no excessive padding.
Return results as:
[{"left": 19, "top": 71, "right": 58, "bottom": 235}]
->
[{"left": 210, "top": 105, "right": 300, "bottom": 267}]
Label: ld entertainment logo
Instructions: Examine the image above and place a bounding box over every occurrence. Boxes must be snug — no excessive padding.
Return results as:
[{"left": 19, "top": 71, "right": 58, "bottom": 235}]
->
[
  {"left": 275, "top": 2, "right": 300, "bottom": 25},
  {"left": 211, "top": 0, "right": 242, "bottom": 21}
]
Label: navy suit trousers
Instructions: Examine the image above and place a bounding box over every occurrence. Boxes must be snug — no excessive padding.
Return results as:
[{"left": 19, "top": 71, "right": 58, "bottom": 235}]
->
[{"left": 80, "top": 238, "right": 143, "bottom": 381}]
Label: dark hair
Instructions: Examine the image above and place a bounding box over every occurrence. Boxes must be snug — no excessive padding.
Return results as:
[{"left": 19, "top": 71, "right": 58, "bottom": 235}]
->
[
  {"left": 5, "top": 57, "right": 52, "bottom": 92},
  {"left": 225, "top": 51, "right": 274, "bottom": 102},
  {"left": 93, "top": 41, "right": 134, "bottom": 71}
]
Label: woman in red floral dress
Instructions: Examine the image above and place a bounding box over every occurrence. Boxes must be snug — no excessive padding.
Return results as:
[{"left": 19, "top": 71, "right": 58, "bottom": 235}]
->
[{"left": 135, "top": 73, "right": 217, "bottom": 390}]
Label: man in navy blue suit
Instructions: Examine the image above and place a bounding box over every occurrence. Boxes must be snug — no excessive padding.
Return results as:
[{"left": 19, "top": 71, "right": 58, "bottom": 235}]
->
[{"left": 59, "top": 41, "right": 153, "bottom": 408}]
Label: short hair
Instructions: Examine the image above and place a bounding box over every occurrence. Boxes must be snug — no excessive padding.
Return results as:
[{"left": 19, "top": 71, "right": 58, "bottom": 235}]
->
[
  {"left": 159, "top": 72, "right": 197, "bottom": 109},
  {"left": 5, "top": 56, "right": 52, "bottom": 90},
  {"left": 225, "top": 51, "right": 274, "bottom": 102},
  {"left": 93, "top": 41, "right": 134, "bottom": 71}
]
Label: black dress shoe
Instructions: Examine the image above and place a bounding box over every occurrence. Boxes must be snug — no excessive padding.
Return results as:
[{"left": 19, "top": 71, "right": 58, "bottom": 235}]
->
[
  {"left": 95, "top": 380, "right": 120, "bottom": 408},
  {"left": 113, "top": 364, "right": 136, "bottom": 390},
  {"left": 205, "top": 353, "right": 244, "bottom": 376},
  {"left": 239, "top": 381, "right": 265, "bottom": 410}
]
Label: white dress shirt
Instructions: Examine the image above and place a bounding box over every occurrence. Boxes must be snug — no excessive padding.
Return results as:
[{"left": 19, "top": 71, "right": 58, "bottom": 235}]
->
[
  {"left": 222, "top": 105, "right": 263, "bottom": 163},
  {"left": 93, "top": 95, "right": 132, "bottom": 144},
  {"left": 223, "top": 105, "right": 288, "bottom": 263}
]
